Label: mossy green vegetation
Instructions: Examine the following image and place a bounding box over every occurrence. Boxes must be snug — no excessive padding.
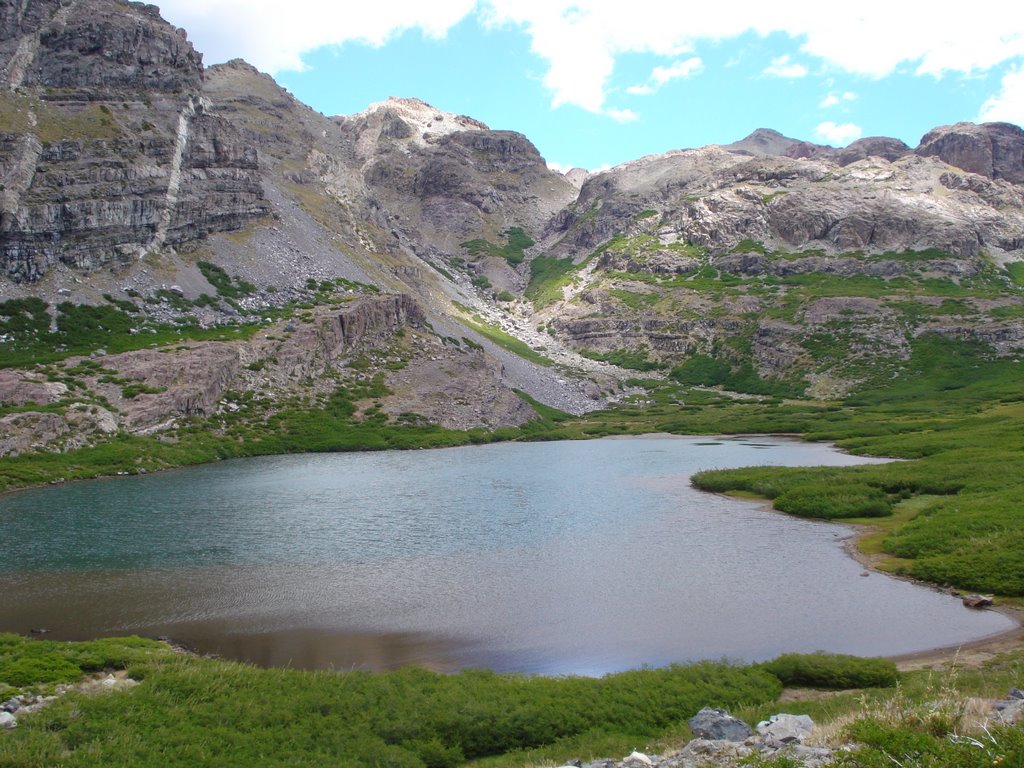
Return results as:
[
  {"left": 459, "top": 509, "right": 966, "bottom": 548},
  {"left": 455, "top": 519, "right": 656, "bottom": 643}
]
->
[
  {"left": 0, "top": 634, "right": 163, "bottom": 689},
  {"left": 0, "top": 297, "right": 267, "bottom": 368},
  {"left": 760, "top": 653, "right": 899, "bottom": 690},
  {"left": 461, "top": 227, "right": 535, "bottom": 267},
  {"left": 1007, "top": 260, "right": 1024, "bottom": 286},
  {"left": 669, "top": 355, "right": 804, "bottom": 398},
  {"left": 197, "top": 260, "right": 256, "bottom": 298},
  {"left": 525, "top": 255, "right": 578, "bottom": 308},
  {"left": 0, "top": 634, "right": 781, "bottom": 768},
  {"left": 453, "top": 310, "right": 554, "bottom": 367}
]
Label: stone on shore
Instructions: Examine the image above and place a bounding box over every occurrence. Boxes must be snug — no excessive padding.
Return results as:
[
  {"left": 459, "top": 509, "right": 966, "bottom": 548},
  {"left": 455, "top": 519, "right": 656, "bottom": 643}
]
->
[
  {"left": 962, "top": 594, "right": 994, "bottom": 608},
  {"left": 756, "top": 713, "right": 815, "bottom": 744},
  {"left": 687, "top": 707, "right": 753, "bottom": 741}
]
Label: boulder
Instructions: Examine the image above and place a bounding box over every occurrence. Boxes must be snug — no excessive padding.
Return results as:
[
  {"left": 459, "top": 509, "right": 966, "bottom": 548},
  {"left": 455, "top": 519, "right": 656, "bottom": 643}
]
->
[
  {"left": 962, "top": 594, "right": 994, "bottom": 608},
  {"left": 622, "top": 751, "right": 652, "bottom": 766},
  {"left": 756, "top": 713, "right": 815, "bottom": 744},
  {"left": 0, "top": 711, "right": 15, "bottom": 730},
  {"left": 0, "top": 698, "right": 18, "bottom": 713},
  {"left": 995, "top": 699, "right": 1024, "bottom": 725},
  {"left": 687, "top": 707, "right": 753, "bottom": 741}
]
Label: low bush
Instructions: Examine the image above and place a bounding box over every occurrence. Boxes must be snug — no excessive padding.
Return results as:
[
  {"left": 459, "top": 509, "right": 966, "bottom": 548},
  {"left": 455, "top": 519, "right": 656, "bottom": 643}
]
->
[
  {"left": 0, "top": 633, "right": 163, "bottom": 687},
  {"left": 774, "top": 482, "right": 892, "bottom": 519},
  {"left": 761, "top": 653, "right": 898, "bottom": 690}
]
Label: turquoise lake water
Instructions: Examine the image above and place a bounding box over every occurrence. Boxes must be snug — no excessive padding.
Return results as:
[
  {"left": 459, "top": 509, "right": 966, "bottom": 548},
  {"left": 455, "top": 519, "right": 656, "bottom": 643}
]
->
[{"left": 0, "top": 436, "right": 1013, "bottom": 673}]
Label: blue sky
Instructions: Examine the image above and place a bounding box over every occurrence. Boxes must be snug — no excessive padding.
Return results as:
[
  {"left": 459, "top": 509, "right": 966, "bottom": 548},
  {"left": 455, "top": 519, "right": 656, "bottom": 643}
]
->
[{"left": 158, "top": 1, "right": 1024, "bottom": 171}]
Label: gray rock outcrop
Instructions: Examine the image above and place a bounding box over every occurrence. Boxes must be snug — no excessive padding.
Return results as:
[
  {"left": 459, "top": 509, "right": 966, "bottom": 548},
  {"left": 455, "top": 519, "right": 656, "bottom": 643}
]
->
[
  {"left": 837, "top": 137, "right": 911, "bottom": 166},
  {"left": 687, "top": 707, "right": 753, "bottom": 741},
  {"left": 916, "top": 122, "right": 1024, "bottom": 184}
]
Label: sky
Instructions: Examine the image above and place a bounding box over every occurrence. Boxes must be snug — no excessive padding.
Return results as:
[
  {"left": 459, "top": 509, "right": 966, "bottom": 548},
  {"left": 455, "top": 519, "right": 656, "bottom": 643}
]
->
[{"left": 156, "top": 0, "right": 1024, "bottom": 172}]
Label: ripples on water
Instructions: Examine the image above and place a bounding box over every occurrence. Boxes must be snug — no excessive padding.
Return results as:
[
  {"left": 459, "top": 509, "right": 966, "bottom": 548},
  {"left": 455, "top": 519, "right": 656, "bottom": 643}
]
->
[{"left": 0, "top": 437, "right": 1014, "bottom": 673}]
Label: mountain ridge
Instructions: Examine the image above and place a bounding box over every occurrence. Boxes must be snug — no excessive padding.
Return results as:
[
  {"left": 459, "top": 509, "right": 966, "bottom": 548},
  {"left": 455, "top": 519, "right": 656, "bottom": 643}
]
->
[{"left": 0, "top": 0, "right": 1023, "bottom": 458}]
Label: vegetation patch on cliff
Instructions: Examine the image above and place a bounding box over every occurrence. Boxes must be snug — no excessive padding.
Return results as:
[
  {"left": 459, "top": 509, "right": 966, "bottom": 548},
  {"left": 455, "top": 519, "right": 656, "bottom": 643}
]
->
[{"left": 461, "top": 227, "right": 535, "bottom": 267}]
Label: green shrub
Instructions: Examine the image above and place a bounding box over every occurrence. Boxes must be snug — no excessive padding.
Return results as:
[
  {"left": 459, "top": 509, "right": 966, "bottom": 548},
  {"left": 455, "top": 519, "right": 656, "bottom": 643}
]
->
[
  {"left": 581, "top": 347, "right": 665, "bottom": 371},
  {"left": 0, "top": 297, "right": 50, "bottom": 341},
  {"left": 670, "top": 355, "right": 803, "bottom": 398},
  {"left": 762, "top": 653, "right": 898, "bottom": 689},
  {"left": 774, "top": 482, "right": 892, "bottom": 519},
  {"left": 0, "top": 634, "right": 163, "bottom": 687},
  {"left": 198, "top": 261, "right": 256, "bottom": 298},
  {"left": 0, "top": 654, "right": 81, "bottom": 686},
  {"left": 461, "top": 227, "right": 534, "bottom": 267}
]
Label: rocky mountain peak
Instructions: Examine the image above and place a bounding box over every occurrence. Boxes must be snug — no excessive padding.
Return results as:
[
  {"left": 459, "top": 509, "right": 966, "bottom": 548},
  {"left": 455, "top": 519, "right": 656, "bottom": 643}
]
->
[
  {"left": 722, "top": 128, "right": 834, "bottom": 161},
  {"left": 338, "top": 96, "right": 490, "bottom": 158},
  {"left": 916, "top": 121, "right": 1024, "bottom": 184},
  {"left": 560, "top": 167, "right": 590, "bottom": 189}
]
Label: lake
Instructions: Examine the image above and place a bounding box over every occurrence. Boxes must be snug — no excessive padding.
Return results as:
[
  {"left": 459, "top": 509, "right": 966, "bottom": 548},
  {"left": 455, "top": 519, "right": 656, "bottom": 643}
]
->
[{"left": 0, "top": 436, "right": 1014, "bottom": 674}]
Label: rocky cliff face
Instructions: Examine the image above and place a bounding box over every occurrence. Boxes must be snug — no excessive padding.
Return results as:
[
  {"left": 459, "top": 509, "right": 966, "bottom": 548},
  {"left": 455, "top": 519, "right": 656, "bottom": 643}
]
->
[
  {"left": 548, "top": 146, "right": 1024, "bottom": 261},
  {"left": 1, "top": 0, "right": 1024, "bottom": 444},
  {"left": 0, "top": 0, "right": 267, "bottom": 284},
  {"left": 527, "top": 126, "right": 1024, "bottom": 397},
  {"left": 917, "top": 122, "right": 1024, "bottom": 184}
]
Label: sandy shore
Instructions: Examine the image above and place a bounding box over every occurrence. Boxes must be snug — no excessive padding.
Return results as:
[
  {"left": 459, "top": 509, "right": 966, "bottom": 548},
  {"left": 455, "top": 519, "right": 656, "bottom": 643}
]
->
[{"left": 838, "top": 525, "right": 1024, "bottom": 671}]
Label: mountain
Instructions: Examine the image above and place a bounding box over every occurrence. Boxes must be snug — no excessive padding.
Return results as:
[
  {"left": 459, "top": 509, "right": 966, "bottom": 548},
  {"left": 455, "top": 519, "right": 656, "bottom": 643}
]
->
[{"left": 1, "top": 0, "right": 1023, "bottom": 462}]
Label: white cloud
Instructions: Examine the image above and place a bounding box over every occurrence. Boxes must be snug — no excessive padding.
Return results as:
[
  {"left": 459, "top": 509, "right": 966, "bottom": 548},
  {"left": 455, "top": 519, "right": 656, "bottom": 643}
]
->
[
  {"left": 979, "top": 66, "right": 1024, "bottom": 124},
  {"left": 626, "top": 83, "right": 654, "bottom": 96},
  {"left": 763, "top": 54, "right": 807, "bottom": 78},
  {"left": 815, "top": 121, "right": 863, "bottom": 146},
  {"left": 605, "top": 107, "right": 639, "bottom": 123},
  {"left": 819, "top": 91, "right": 857, "bottom": 108},
  {"left": 156, "top": 0, "right": 1024, "bottom": 119},
  {"left": 627, "top": 57, "right": 703, "bottom": 95},
  {"left": 156, "top": 0, "right": 477, "bottom": 72}
]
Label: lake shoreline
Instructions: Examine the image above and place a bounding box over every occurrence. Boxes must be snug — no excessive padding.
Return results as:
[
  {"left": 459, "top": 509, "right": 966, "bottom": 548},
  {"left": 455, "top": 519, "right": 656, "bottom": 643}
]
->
[
  {"left": 839, "top": 528, "right": 1024, "bottom": 671},
  {"left": 2, "top": 436, "right": 1015, "bottom": 675},
  {"left": 726, "top": 491, "right": 1024, "bottom": 671}
]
